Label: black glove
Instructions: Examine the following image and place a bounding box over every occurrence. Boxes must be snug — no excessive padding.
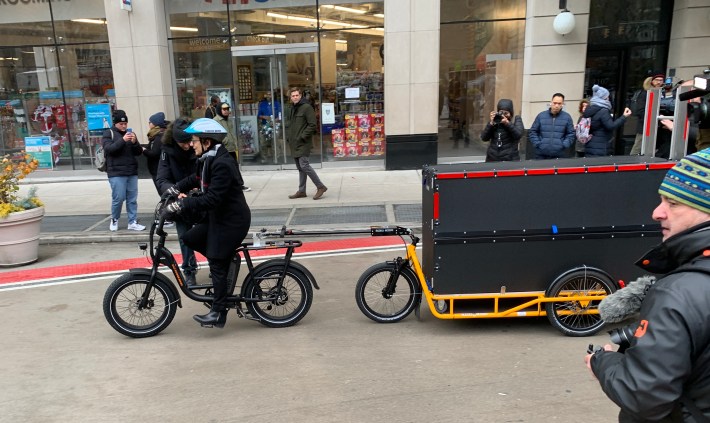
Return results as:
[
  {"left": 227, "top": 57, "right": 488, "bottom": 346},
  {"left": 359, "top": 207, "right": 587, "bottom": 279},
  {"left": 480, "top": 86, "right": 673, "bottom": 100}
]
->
[
  {"left": 161, "top": 185, "right": 180, "bottom": 200},
  {"left": 161, "top": 199, "right": 183, "bottom": 219}
]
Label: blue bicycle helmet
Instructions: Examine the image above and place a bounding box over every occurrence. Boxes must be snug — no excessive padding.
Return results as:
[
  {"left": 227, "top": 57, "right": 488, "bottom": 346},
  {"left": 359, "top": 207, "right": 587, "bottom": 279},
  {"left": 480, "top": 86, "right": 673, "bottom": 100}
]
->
[{"left": 185, "top": 118, "right": 227, "bottom": 142}]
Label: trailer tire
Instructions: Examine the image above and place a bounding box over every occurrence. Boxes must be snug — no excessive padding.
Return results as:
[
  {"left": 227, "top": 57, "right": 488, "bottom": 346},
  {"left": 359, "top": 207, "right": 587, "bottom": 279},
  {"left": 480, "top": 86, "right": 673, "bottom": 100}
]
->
[{"left": 545, "top": 269, "right": 615, "bottom": 337}]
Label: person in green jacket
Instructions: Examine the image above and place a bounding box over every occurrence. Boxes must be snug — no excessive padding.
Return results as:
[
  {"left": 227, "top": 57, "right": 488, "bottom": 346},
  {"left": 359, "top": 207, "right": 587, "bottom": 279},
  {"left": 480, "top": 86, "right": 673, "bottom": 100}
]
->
[{"left": 285, "top": 87, "right": 327, "bottom": 200}]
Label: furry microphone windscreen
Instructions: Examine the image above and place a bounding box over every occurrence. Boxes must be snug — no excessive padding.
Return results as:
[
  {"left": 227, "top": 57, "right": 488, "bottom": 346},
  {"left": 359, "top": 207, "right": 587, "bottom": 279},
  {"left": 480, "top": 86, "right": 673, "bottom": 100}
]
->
[{"left": 598, "top": 276, "right": 656, "bottom": 323}]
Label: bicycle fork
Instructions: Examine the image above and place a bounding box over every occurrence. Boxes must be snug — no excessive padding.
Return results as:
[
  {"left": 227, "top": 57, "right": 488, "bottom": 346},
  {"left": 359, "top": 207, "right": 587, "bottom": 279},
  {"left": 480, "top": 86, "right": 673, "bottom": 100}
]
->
[{"left": 383, "top": 257, "right": 408, "bottom": 298}]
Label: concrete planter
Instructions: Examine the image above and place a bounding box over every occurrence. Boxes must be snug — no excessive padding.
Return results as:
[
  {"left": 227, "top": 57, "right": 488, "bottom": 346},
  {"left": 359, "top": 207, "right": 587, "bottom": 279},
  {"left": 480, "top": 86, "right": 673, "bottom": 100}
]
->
[{"left": 0, "top": 206, "right": 44, "bottom": 267}]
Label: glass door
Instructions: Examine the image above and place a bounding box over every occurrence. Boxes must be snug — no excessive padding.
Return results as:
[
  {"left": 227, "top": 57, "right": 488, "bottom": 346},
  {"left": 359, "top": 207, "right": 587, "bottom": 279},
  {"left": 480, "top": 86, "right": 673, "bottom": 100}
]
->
[{"left": 232, "top": 43, "right": 319, "bottom": 169}]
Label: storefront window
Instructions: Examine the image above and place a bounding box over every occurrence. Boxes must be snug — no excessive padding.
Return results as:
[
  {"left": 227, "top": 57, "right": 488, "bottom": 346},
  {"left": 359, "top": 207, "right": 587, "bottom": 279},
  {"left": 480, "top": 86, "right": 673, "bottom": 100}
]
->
[
  {"left": 0, "top": 0, "right": 112, "bottom": 170},
  {"left": 439, "top": 2, "right": 525, "bottom": 160},
  {"left": 588, "top": 0, "right": 673, "bottom": 45}
]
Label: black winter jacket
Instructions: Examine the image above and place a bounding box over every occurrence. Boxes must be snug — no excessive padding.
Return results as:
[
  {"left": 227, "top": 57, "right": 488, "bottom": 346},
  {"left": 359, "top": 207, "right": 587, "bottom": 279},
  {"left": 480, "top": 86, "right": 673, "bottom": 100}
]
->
[
  {"left": 528, "top": 109, "right": 575, "bottom": 158},
  {"left": 155, "top": 143, "right": 195, "bottom": 195},
  {"left": 175, "top": 145, "right": 251, "bottom": 260},
  {"left": 143, "top": 129, "right": 165, "bottom": 177},
  {"left": 582, "top": 105, "right": 627, "bottom": 157},
  {"left": 591, "top": 223, "right": 710, "bottom": 422},
  {"left": 481, "top": 98, "right": 524, "bottom": 162},
  {"left": 102, "top": 126, "right": 143, "bottom": 177}
]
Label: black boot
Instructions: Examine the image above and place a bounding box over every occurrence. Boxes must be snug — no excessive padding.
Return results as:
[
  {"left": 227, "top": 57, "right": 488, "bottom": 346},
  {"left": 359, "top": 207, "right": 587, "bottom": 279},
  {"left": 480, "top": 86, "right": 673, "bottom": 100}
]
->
[
  {"left": 193, "top": 309, "right": 227, "bottom": 328},
  {"left": 184, "top": 270, "right": 196, "bottom": 287}
]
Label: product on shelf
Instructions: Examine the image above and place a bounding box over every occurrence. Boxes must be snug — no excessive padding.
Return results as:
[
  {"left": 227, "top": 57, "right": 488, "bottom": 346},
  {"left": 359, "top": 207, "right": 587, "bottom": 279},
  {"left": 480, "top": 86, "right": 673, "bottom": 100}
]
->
[
  {"left": 344, "top": 113, "right": 358, "bottom": 130},
  {"left": 358, "top": 128, "right": 372, "bottom": 156},
  {"left": 356, "top": 113, "right": 371, "bottom": 129}
]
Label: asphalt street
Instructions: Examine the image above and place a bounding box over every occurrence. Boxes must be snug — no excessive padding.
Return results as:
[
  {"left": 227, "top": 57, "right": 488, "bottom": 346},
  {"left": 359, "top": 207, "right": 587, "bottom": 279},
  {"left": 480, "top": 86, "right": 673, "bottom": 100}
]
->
[{"left": 0, "top": 242, "right": 621, "bottom": 423}]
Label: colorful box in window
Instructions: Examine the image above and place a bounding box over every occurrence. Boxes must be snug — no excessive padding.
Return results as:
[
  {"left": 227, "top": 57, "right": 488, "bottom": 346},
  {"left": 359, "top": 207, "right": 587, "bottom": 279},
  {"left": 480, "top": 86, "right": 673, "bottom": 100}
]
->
[
  {"left": 345, "top": 139, "right": 360, "bottom": 157},
  {"left": 357, "top": 113, "right": 371, "bottom": 129},
  {"left": 372, "top": 139, "right": 385, "bottom": 156},
  {"left": 345, "top": 129, "right": 358, "bottom": 143},
  {"left": 331, "top": 128, "right": 345, "bottom": 144},
  {"left": 371, "top": 113, "right": 384, "bottom": 128},
  {"left": 344, "top": 114, "right": 358, "bottom": 130},
  {"left": 372, "top": 127, "right": 385, "bottom": 142}
]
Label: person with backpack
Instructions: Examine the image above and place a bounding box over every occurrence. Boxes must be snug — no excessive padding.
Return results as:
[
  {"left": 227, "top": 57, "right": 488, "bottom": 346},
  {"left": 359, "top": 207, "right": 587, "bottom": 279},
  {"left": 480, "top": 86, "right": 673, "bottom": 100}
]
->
[
  {"left": 585, "top": 148, "right": 710, "bottom": 422},
  {"left": 580, "top": 84, "right": 632, "bottom": 157},
  {"left": 102, "top": 109, "right": 145, "bottom": 232},
  {"left": 574, "top": 99, "right": 590, "bottom": 157},
  {"left": 142, "top": 112, "right": 169, "bottom": 195}
]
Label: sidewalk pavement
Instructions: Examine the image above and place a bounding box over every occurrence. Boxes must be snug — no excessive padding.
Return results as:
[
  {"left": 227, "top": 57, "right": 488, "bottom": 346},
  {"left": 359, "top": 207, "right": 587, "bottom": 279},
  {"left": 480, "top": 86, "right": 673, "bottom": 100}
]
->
[{"left": 20, "top": 166, "right": 423, "bottom": 244}]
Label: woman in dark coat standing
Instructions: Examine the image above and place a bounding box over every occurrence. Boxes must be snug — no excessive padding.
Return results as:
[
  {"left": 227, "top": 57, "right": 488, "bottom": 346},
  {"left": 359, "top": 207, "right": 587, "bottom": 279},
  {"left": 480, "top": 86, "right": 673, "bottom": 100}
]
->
[
  {"left": 582, "top": 85, "right": 632, "bottom": 157},
  {"left": 143, "top": 112, "right": 168, "bottom": 194},
  {"left": 165, "top": 118, "right": 251, "bottom": 328},
  {"left": 480, "top": 98, "right": 525, "bottom": 162}
]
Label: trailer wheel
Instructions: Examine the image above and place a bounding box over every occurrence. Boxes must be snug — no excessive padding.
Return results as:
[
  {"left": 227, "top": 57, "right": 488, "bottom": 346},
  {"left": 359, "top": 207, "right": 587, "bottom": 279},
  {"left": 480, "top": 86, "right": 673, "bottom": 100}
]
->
[{"left": 545, "top": 269, "right": 615, "bottom": 337}]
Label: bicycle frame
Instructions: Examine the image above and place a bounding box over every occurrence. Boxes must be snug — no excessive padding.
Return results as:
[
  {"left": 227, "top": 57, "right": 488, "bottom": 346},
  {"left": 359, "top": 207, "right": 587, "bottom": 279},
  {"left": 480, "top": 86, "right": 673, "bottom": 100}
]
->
[
  {"left": 137, "top": 213, "right": 303, "bottom": 310},
  {"left": 377, "top": 227, "right": 608, "bottom": 320}
]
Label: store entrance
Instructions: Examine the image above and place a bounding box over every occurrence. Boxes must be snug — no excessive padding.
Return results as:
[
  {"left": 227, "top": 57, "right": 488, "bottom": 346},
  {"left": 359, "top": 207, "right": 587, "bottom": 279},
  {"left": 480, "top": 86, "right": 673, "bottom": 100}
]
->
[{"left": 231, "top": 43, "right": 320, "bottom": 169}]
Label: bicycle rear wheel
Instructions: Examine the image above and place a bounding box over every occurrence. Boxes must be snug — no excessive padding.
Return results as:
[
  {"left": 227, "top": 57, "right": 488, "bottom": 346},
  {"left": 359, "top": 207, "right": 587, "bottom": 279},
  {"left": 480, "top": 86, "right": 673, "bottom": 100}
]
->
[
  {"left": 355, "top": 262, "right": 422, "bottom": 323},
  {"left": 243, "top": 264, "right": 313, "bottom": 328}
]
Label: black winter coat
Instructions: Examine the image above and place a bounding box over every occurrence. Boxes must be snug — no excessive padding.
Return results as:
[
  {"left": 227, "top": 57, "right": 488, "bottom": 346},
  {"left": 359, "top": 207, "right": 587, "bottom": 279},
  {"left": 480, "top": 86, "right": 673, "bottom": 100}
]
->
[
  {"left": 155, "top": 143, "right": 195, "bottom": 195},
  {"left": 481, "top": 116, "right": 524, "bottom": 161},
  {"left": 102, "top": 126, "right": 143, "bottom": 177},
  {"left": 143, "top": 129, "right": 165, "bottom": 177},
  {"left": 592, "top": 223, "right": 710, "bottom": 422},
  {"left": 175, "top": 145, "right": 251, "bottom": 260},
  {"left": 583, "top": 105, "right": 627, "bottom": 157},
  {"left": 285, "top": 99, "right": 316, "bottom": 157}
]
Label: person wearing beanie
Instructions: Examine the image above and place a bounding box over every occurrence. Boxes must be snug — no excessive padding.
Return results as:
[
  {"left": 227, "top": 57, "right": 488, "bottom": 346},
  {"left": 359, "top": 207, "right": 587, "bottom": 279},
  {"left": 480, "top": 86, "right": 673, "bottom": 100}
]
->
[
  {"left": 480, "top": 98, "right": 525, "bottom": 162},
  {"left": 143, "top": 112, "right": 170, "bottom": 194},
  {"left": 585, "top": 148, "right": 710, "bottom": 422},
  {"left": 580, "top": 84, "right": 632, "bottom": 157},
  {"left": 155, "top": 117, "right": 199, "bottom": 285},
  {"left": 102, "top": 109, "right": 145, "bottom": 232},
  {"left": 630, "top": 72, "right": 665, "bottom": 155}
]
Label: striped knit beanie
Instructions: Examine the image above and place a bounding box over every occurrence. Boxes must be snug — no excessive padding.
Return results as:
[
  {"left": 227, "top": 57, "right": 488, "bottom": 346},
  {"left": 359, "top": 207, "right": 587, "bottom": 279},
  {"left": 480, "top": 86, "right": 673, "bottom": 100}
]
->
[{"left": 659, "top": 148, "right": 710, "bottom": 214}]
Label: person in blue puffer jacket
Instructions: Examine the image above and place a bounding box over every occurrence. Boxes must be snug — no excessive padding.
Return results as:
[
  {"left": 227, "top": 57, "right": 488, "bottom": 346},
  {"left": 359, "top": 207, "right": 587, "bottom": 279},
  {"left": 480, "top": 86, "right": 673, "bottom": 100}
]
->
[
  {"left": 582, "top": 84, "right": 632, "bottom": 157},
  {"left": 528, "top": 93, "right": 576, "bottom": 159}
]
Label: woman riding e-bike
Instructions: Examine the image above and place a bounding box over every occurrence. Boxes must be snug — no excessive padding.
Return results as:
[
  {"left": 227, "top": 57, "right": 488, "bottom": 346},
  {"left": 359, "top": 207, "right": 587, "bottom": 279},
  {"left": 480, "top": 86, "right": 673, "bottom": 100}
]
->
[{"left": 163, "top": 118, "right": 251, "bottom": 328}]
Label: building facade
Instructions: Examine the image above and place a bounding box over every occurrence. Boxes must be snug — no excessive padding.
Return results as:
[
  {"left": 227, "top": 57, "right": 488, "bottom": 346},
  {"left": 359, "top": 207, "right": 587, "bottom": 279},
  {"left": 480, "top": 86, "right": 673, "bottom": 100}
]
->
[{"left": 0, "top": 0, "right": 707, "bottom": 171}]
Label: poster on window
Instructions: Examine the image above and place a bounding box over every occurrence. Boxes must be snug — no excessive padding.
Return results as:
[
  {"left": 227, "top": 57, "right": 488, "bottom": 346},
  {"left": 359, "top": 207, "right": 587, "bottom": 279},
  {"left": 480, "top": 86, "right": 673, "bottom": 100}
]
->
[
  {"left": 206, "top": 88, "right": 233, "bottom": 110},
  {"left": 25, "top": 136, "right": 53, "bottom": 170}
]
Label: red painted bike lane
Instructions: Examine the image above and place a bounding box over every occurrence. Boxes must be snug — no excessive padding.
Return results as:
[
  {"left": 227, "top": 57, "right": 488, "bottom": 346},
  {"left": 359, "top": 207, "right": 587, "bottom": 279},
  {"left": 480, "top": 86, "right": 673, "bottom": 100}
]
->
[{"left": 0, "top": 236, "right": 404, "bottom": 285}]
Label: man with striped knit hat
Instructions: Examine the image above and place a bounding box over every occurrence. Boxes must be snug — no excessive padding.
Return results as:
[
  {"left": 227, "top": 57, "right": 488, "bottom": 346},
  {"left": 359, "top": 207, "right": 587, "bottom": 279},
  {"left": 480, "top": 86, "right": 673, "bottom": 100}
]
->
[{"left": 585, "top": 148, "right": 710, "bottom": 422}]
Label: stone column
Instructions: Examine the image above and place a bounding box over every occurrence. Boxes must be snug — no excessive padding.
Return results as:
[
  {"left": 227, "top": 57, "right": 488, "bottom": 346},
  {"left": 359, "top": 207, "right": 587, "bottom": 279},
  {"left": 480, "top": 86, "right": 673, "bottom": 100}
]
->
[
  {"left": 103, "top": 0, "right": 174, "bottom": 143},
  {"left": 521, "top": 0, "right": 590, "bottom": 125},
  {"left": 383, "top": 0, "right": 440, "bottom": 169},
  {"left": 667, "top": 1, "right": 710, "bottom": 81}
]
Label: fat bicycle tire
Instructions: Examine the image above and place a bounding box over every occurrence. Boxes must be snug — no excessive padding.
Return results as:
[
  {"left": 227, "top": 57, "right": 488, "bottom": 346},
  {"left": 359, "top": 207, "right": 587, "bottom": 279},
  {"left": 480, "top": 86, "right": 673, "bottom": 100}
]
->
[
  {"left": 243, "top": 264, "right": 313, "bottom": 328},
  {"left": 544, "top": 269, "right": 616, "bottom": 337},
  {"left": 355, "top": 262, "right": 422, "bottom": 323},
  {"left": 103, "top": 273, "right": 178, "bottom": 338}
]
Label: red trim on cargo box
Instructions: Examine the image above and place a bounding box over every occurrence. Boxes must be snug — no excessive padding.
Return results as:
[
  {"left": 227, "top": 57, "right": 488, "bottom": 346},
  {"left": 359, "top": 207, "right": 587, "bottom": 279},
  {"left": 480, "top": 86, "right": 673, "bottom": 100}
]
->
[
  {"left": 496, "top": 169, "right": 526, "bottom": 177},
  {"left": 433, "top": 192, "right": 440, "bottom": 219},
  {"left": 467, "top": 171, "right": 496, "bottom": 178},
  {"left": 618, "top": 164, "right": 648, "bottom": 172},
  {"left": 648, "top": 162, "right": 676, "bottom": 170},
  {"left": 437, "top": 173, "right": 466, "bottom": 180},
  {"left": 525, "top": 168, "right": 555, "bottom": 176},
  {"left": 587, "top": 165, "right": 617, "bottom": 173},
  {"left": 557, "top": 167, "right": 585, "bottom": 174}
]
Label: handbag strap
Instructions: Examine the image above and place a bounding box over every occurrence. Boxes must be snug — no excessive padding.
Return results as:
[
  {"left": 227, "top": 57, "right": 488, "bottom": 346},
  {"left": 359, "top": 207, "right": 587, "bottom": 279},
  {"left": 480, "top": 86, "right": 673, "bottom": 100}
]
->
[{"left": 680, "top": 394, "right": 710, "bottom": 423}]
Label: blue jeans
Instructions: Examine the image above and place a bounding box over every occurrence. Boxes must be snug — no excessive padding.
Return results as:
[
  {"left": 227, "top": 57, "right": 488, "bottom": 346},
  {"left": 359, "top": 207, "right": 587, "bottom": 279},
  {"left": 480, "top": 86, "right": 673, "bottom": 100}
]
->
[
  {"left": 108, "top": 175, "right": 138, "bottom": 223},
  {"left": 175, "top": 218, "right": 197, "bottom": 275}
]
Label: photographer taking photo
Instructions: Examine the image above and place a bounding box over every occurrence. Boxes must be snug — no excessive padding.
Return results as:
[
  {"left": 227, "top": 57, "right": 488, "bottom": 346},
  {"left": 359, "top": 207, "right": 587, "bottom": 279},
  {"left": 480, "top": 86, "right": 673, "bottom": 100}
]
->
[
  {"left": 480, "top": 99, "right": 525, "bottom": 162},
  {"left": 584, "top": 148, "right": 710, "bottom": 422}
]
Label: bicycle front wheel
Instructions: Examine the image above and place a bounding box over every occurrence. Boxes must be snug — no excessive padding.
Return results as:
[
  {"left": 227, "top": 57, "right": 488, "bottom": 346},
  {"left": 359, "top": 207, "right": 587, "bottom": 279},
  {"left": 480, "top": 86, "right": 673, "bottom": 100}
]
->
[
  {"left": 103, "top": 274, "right": 178, "bottom": 338},
  {"left": 244, "top": 264, "right": 313, "bottom": 328},
  {"left": 355, "top": 262, "right": 422, "bottom": 323}
]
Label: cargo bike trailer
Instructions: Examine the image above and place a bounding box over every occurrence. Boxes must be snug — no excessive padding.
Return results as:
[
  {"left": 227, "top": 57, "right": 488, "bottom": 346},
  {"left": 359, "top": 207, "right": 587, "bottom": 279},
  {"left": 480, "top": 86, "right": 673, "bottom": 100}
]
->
[{"left": 355, "top": 156, "right": 675, "bottom": 336}]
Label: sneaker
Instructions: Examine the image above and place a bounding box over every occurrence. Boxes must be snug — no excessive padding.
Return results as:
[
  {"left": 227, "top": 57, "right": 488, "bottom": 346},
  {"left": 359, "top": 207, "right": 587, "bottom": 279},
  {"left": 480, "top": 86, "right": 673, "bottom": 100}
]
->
[
  {"left": 164, "top": 220, "right": 175, "bottom": 228},
  {"left": 288, "top": 191, "right": 307, "bottom": 199},
  {"left": 109, "top": 218, "right": 118, "bottom": 232},
  {"left": 242, "top": 186, "right": 252, "bottom": 192},
  {"left": 313, "top": 186, "right": 328, "bottom": 200},
  {"left": 127, "top": 221, "right": 146, "bottom": 231}
]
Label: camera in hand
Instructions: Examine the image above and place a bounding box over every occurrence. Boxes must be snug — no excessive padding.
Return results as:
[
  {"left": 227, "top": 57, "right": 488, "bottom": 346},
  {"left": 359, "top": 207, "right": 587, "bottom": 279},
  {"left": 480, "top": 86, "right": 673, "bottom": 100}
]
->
[
  {"left": 609, "top": 324, "right": 636, "bottom": 353},
  {"left": 493, "top": 111, "right": 505, "bottom": 124}
]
